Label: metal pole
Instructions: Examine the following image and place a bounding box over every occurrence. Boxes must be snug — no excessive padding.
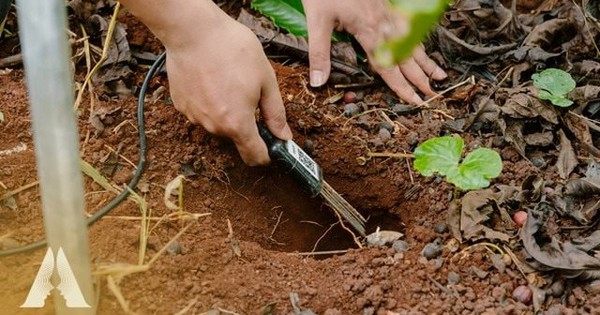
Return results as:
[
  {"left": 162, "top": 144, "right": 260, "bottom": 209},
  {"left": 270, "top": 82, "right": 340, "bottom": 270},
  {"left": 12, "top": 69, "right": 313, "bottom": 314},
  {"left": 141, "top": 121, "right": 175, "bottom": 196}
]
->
[{"left": 16, "top": 1, "right": 95, "bottom": 314}]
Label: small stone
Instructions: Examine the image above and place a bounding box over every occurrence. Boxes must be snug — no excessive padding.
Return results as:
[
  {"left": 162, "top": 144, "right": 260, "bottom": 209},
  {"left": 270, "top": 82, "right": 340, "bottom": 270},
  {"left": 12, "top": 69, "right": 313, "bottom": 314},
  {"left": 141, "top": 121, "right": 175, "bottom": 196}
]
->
[
  {"left": 303, "top": 139, "right": 314, "bottom": 155},
  {"left": 391, "top": 104, "right": 418, "bottom": 115},
  {"left": 378, "top": 121, "right": 394, "bottom": 132},
  {"left": 448, "top": 271, "right": 461, "bottom": 285},
  {"left": 434, "top": 222, "right": 448, "bottom": 234},
  {"left": 366, "top": 230, "right": 404, "bottom": 247},
  {"left": 512, "top": 285, "right": 532, "bottom": 304},
  {"left": 548, "top": 280, "right": 565, "bottom": 297},
  {"left": 166, "top": 240, "right": 182, "bottom": 255},
  {"left": 392, "top": 240, "right": 410, "bottom": 253},
  {"left": 378, "top": 128, "right": 392, "bottom": 142},
  {"left": 343, "top": 91, "right": 357, "bottom": 103},
  {"left": 421, "top": 240, "right": 443, "bottom": 259},
  {"left": 343, "top": 103, "right": 361, "bottom": 117},
  {"left": 531, "top": 156, "right": 546, "bottom": 169},
  {"left": 324, "top": 309, "right": 342, "bottom": 315}
]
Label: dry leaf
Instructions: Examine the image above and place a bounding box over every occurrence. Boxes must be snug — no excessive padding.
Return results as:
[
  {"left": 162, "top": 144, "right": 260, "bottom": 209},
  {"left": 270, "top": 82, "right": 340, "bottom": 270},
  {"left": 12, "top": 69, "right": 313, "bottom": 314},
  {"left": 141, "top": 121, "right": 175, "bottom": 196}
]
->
[
  {"left": 556, "top": 129, "right": 578, "bottom": 179},
  {"left": 163, "top": 175, "right": 185, "bottom": 210}
]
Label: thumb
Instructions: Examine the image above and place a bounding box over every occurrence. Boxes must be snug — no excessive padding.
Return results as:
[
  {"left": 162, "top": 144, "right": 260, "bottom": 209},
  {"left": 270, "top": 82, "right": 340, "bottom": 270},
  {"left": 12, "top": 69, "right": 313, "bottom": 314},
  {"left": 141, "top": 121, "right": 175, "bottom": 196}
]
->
[{"left": 305, "top": 13, "right": 334, "bottom": 87}]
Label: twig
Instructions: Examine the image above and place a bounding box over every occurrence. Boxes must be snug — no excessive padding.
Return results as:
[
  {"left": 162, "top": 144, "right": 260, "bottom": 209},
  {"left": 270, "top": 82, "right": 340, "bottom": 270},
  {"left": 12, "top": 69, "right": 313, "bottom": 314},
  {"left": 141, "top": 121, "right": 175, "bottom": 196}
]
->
[
  {"left": 332, "top": 207, "right": 363, "bottom": 248},
  {"left": 269, "top": 208, "right": 284, "bottom": 239},
  {"left": 0, "top": 180, "right": 40, "bottom": 201},
  {"left": 368, "top": 152, "right": 414, "bottom": 159},
  {"left": 311, "top": 222, "right": 338, "bottom": 253},
  {"left": 287, "top": 249, "right": 350, "bottom": 256},
  {"left": 416, "top": 76, "right": 476, "bottom": 108},
  {"left": 0, "top": 53, "right": 22, "bottom": 68},
  {"left": 502, "top": 245, "right": 527, "bottom": 279},
  {"left": 104, "top": 144, "right": 137, "bottom": 169},
  {"left": 334, "top": 81, "right": 376, "bottom": 89},
  {"left": 148, "top": 219, "right": 197, "bottom": 266},
  {"left": 73, "top": 2, "right": 121, "bottom": 110},
  {"left": 464, "top": 68, "right": 513, "bottom": 131},
  {"left": 102, "top": 213, "right": 211, "bottom": 221},
  {"left": 427, "top": 275, "right": 452, "bottom": 295},
  {"left": 568, "top": 111, "right": 600, "bottom": 132}
]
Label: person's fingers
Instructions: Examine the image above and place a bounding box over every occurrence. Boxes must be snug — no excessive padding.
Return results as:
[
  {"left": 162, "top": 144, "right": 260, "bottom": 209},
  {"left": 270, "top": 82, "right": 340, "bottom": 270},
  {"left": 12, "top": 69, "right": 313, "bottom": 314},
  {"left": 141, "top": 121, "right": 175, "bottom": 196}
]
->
[
  {"left": 412, "top": 45, "right": 447, "bottom": 81},
  {"left": 305, "top": 10, "right": 335, "bottom": 87},
  {"left": 231, "top": 121, "right": 271, "bottom": 166},
  {"left": 374, "top": 63, "right": 423, "bottom": 104},
  {"left": 399, "top": 58, "right": 435, "bottom": 96},
  {"left": 260, "top": 70, "right": 292, "bottom": 141}
]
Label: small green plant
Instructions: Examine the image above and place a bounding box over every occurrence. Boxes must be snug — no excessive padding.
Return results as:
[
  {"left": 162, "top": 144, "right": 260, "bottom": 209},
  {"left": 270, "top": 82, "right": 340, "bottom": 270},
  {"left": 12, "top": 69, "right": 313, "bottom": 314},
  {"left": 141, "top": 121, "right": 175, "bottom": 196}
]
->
[
  {"left": 532, "top": 68, "right": 576, "bottom": 107},
  {"left": 413, "top": 135, "right": 503, "bottom": 191}
]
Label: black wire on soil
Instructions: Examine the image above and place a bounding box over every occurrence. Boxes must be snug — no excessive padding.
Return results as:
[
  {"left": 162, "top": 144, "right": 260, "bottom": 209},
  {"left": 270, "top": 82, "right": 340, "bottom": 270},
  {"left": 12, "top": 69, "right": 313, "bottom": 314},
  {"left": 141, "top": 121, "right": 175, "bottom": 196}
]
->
[{"left": 0, "top": 52, "right": 167, "bottom": 257}]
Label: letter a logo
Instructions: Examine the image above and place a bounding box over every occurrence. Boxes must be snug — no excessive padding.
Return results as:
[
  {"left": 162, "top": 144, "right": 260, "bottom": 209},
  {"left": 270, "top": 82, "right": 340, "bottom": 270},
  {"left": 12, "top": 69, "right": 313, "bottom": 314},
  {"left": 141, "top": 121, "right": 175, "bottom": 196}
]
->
[{"left": 21, "top": 247, "right": 90, "bottom": 308}]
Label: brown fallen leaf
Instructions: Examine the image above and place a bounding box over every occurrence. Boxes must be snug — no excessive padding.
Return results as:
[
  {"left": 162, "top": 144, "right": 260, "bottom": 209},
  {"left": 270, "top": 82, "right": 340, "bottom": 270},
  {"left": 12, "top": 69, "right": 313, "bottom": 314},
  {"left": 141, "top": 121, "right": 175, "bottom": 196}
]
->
[{"left": 556, "top": 129, "right": 578, "bottom": 179}]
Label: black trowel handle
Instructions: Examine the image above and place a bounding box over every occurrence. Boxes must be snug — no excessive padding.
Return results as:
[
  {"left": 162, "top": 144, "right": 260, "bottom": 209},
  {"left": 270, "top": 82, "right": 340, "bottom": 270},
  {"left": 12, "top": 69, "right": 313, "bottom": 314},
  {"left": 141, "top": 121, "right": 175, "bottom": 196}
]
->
[{"left": 257, "top": 124, "right": 323, "bottom": 196}]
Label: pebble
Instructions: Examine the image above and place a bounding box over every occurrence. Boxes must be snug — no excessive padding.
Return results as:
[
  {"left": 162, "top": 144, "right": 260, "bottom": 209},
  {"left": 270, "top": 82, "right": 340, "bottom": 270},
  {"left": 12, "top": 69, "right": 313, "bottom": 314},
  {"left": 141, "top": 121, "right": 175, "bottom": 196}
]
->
[
  {"left": 377, "top": 128, "right": 392, "bottom": 142},
  {"left": 421, "top": 240, "right": 443, "bottom": 259},
  {"left": 365, "top": 230, "right": 404, "bottom": 247},
  {"left": 447, "top": 271, "right": 461, "bottom": 285},
  {"left": 343, "top": 103, "right": 361, "bottom": 117},
  {"left": 512, "top": 285, "right": 532, "bottom": 304},
  {"left": 166, "top": 240, "right": 182, "bottom": 255},
  {"left": 378, "top": 121, "right": 394, "bottom": 132},
  {"left": 434, "top": 222, "right": 448, "bottom": 234},
  {"left": 531, "top": 156, "right": 547, "bottom": 169},
  {"left": 343, "top": 91, "right": 357, "bottom": 103},
  {"left": 392, "top": 240, "right": 410, "bottom": 253},
  {"left": 548, "top": 280, "right": 565, "bottom": 297},
  {"left": 303, "top": 139, "right": 314, "bottom": 155}
]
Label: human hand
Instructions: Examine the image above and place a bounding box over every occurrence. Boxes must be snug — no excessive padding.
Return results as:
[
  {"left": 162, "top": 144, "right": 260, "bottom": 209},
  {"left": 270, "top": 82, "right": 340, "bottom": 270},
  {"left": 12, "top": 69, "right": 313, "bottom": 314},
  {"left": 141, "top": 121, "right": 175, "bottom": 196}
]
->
[
  {"left": 301, "top": 0, "right": 448, "bottom": 104},
  {"left": 121, "top": 0, "right": 292, "bottom": 166},
  {"left": 165, "top": 19, "right": 292, "bottom": 165}
]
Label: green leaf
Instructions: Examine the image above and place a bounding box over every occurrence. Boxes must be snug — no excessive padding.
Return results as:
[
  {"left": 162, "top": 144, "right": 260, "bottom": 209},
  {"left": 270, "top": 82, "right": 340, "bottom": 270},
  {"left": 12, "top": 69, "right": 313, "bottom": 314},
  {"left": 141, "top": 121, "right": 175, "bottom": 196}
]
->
[
  {"left": 447, "top": 148, "right": 503, "bottom": 190},
  {"left": 414, "top": 135, "right": 463, "bottom": 177},
  {"left": 532, "top": 68, "right": 576, "bottom": 98},
  {"left": 251, "top": 0, "right": 348, "bottom": 41},
  {"left": 375, "top": 0, "right": 449, "bottom": 66},
  {"left": 251, "top": 0, "right": 308, "bottom": 37},
  {"left": 537, "top": 90, "right": 573, "bottom": 107},
  {"left": 414, "top": 136, "right": 503, "bottom": 191}
]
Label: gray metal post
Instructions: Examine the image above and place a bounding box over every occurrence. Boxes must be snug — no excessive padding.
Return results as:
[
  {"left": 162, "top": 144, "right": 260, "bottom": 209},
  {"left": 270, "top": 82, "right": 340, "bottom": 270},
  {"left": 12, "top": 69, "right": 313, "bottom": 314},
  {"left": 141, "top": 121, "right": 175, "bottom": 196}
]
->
[{"left": 16, "top": 1, "right": 95, "bottom": 314}]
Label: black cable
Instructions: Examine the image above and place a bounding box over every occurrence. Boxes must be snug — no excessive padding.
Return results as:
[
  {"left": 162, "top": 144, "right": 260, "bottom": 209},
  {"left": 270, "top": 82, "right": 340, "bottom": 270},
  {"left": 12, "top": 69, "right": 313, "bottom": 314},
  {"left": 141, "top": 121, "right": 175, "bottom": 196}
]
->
[{"left": 0, "top": 52, "right": 166, "bottom": 257}]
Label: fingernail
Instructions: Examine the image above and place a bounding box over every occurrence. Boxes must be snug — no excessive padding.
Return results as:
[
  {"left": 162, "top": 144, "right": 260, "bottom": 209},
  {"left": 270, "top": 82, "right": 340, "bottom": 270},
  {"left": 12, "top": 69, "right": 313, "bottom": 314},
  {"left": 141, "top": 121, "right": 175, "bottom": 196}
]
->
[
  {"left": 310, "top": 70, "right": 325, "bottom": 87},
  {"left": 434, "top": 67, "right": 448, "bottom": 79},
  {"left": 412, "top": 93, "right": 423, "bottom": 104},
  {"left": 282, "top": 124, "right": 293, "bottom": 140}
]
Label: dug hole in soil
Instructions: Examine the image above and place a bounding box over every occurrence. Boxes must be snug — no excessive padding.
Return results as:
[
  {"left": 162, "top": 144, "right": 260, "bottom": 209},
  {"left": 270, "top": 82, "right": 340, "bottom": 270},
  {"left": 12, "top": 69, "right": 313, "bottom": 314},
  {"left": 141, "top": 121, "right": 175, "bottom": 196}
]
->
[{"left": 2, "top": 1, "right": 600, "bottom": 314}]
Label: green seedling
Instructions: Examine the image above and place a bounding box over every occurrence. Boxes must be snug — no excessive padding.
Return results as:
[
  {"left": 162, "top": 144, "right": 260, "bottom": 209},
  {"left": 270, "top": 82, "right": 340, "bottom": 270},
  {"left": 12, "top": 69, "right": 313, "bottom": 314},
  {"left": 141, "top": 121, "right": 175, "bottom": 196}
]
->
[
  {"left": 532, "top": 68, "right": 576, "bottom": 107},
  {"left": 413, "top": 135, "right": 503, "bottom": 191},
  {"left": 375, "top": 0, "right": 449, "bottom": 66}
]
